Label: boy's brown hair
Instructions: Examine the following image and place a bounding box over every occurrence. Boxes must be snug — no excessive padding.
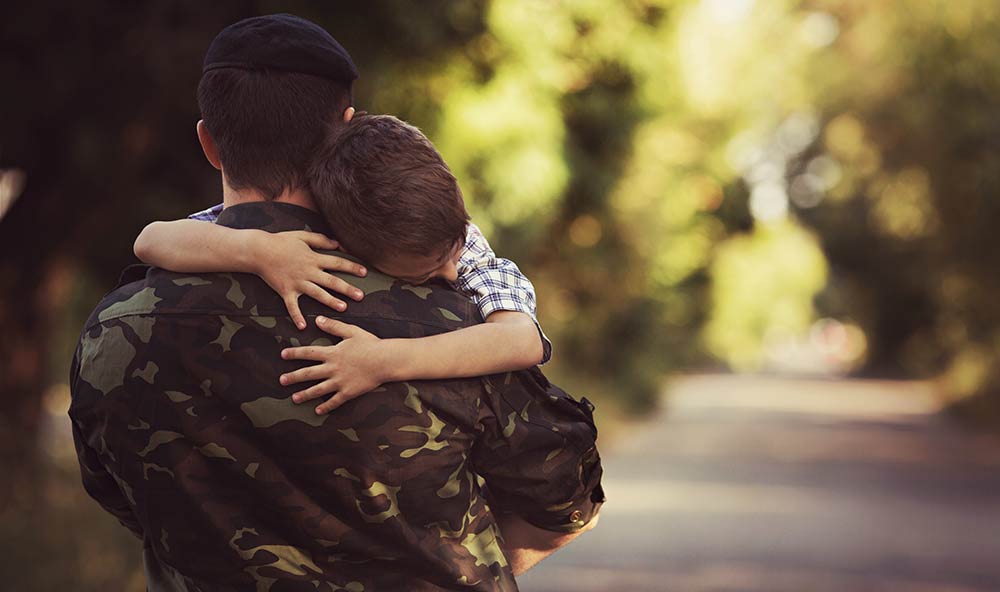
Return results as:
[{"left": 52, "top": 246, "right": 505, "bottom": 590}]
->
[{"left": 309, "top": 114, "right": 470, "bottom": 266}]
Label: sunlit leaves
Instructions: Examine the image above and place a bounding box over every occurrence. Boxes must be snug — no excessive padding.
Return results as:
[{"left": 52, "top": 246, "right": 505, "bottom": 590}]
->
[{"left": 705, "top": 221, "right": 828, "bottom": 371}]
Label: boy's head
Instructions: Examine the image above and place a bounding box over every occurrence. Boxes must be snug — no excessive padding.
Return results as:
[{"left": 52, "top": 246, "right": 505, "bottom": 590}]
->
[
  {"left": 309, "top": 114, "right": 470, "bottom": 283},
  {"left": 197, "top": 14, "right": 357, "bottom": 200}
]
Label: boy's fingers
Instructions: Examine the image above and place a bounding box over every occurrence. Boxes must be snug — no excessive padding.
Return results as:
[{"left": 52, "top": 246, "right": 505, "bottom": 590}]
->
[
  {"left": 316, "top": 272, "right": 364, "bottom": 301},
  {"left": 305, "top": 284, "right": 347, "bottom": 312},
  {"left": 283, "top": 295, "right": 306, "bottom": 330},
  {"left": 291, "top": 379, "right": 336, "bottom": 404},
  {"left": 301, "top": 232, "right": 340, "bottom": 251},
  {"left": 316, "top": 391, "right": 356, "bottom": 415},
  {"left": 315, "top": 317, "right": 365, "bottom": 339},
  {"left": 281, "top": 346, "right": 329, "bottom": 362},
  {"left": 280, "top": 363, "right": 328, "bottom": 387},
  {"left": 317, "top": 254, "right": 367, "bottom": 278}
]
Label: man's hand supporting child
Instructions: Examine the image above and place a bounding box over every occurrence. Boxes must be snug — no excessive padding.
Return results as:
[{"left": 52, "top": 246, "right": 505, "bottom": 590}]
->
[{"left": 280, "top": 311, "right": 545, "bottom": 414}]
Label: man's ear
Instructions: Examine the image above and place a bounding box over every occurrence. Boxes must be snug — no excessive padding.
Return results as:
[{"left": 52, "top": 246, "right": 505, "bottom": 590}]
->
[
  {"left": 343, "top": 106, "right": 356, "bottom": 123},
  {"left": 196, "top": 120, "right": 222, "bottom": 171}
]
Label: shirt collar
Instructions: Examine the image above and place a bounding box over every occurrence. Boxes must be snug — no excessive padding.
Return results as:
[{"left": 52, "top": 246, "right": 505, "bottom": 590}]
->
[{"left": 215, "top": 201, "right": 332, "bottom": 235}]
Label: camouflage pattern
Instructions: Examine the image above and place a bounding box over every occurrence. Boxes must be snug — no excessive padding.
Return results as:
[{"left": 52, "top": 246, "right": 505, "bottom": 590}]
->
[{"left": 69, "top": 202, "right": 604, "bottom": 592}]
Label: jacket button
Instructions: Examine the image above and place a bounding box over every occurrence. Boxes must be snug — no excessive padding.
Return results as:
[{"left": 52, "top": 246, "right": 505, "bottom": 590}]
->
[{"left": 569, "top": 510, "right": 583, "bottom": 522}]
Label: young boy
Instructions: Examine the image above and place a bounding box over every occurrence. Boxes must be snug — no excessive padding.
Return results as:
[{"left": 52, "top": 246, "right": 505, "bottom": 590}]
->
[{"left": 133, "top": 113, "right": 551, "bottom": 414}]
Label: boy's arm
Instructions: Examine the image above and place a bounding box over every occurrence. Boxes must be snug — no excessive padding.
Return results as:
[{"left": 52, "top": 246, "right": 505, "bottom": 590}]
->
[
  {"left": 456, "top": 223, "right": 552, "bottom": 364},
  {"left": 381, "top": 310, "right": 544, "bottom": 378},
  {"left": 281, "top": 312, "right": 545, "bottom": 414},
  {"left": 280, "top": 223, "right": 550, "bottom": 414},
  {"left": 134, "top": 219, "right": 367, "bottom": 329}
]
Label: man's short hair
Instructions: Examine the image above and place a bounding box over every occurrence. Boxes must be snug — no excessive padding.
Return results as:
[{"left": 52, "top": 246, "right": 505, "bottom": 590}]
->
[
  {"left": 197, "top": 68, "right": 352, "bottom": 199},
  {"left": 309, "top": 114, "right": 470, "bottom": 265}
]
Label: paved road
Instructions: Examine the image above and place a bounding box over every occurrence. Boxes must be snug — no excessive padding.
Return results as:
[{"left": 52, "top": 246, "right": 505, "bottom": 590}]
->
[{"left": 518, "top": 375, "right": 1000, "bottom": 592}]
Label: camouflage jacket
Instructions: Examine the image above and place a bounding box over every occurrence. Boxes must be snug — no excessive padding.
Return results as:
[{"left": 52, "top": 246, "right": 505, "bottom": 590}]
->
[{"left": 69, "top": 202, "right": 604, "bottom": 592}]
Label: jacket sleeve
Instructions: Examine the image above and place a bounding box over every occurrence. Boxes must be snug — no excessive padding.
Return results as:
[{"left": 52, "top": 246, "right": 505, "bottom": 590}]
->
[
  {"left": 472, "top": 368, "right": 605, "bottom": 532},
  {"left": 69, "top": 344, "right": 144, "bottom": 539}
]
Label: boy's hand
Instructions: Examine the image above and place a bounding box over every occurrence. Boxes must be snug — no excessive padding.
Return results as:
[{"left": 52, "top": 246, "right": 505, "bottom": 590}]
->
[
  {"left": 253, "top": 231, "right": 368, "bottom": 330},
  {"left": 279, "top": 316, "right": 389, "bottom": 414}
]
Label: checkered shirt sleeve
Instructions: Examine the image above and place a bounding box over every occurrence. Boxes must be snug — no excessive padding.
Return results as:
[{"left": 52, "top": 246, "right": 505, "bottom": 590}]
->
[
  {"left": 455, "top": 223, "right": 553, "bottom": 363},
  {"left": 188, "top": 202, "right": 224, "bottom": 222}
]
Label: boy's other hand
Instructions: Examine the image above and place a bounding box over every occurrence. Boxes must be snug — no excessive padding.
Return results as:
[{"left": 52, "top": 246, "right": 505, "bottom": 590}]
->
[
  {"left": 253, "top": 231, "right": 367, "bottom": 330},
  {"left": 279, "top": 316, "right": 388, "bottom": 414}
]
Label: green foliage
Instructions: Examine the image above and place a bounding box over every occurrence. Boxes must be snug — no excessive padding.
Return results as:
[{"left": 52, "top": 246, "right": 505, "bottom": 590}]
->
[
  {"left": 378, "top": 0, "right": 1000, "bottom": 412},
  {"left": 706, "top": 221, "right": 828, "bottom": 371},
  {"left": 783, "top": 1, "right": 1000, "bottom": 405}
]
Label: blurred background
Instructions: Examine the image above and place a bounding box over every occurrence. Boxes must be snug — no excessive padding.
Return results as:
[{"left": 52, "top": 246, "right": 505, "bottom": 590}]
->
[{"left": 2, "top": 0, "right": 1000, "bottom": 590}]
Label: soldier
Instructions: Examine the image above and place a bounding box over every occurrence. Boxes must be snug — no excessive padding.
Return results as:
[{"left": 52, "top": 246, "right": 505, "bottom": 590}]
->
[{"left": 69, "top": 14, "right": 603, "bottom": 591}]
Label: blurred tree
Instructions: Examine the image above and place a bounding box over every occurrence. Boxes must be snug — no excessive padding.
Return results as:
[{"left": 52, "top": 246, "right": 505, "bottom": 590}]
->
[
  {"left": 706, "top": 221, "right": 828, "bottom": 371},
  {"left": 1, "top": 4, "right": 234, "bottom": 587},
  {"left": 672, "top": 0, "right": 1000, "bottom": 419},
  {"left": 772, "top": 1, "right": 1000, "bottom": 419}
]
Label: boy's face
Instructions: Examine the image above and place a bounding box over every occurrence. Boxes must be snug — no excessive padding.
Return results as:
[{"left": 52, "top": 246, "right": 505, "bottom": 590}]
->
[{"left": 376, "top": 241, "right": 462, "bottom": 285}]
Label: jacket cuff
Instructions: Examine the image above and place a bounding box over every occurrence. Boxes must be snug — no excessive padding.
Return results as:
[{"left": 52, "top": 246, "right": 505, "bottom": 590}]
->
[{"left": 491, "top": 439, "right": 605, "bottom": 533}]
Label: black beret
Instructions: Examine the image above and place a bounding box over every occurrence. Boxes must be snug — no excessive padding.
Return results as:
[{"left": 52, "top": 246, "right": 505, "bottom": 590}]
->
[{"left": 203, "top": 14, "right": 358, "bottom": 84}]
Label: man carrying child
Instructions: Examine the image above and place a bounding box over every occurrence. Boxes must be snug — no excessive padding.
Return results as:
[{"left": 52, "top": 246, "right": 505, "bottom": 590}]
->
[{"left": 70, "top": 13, "right": 603, "bottom": 591}]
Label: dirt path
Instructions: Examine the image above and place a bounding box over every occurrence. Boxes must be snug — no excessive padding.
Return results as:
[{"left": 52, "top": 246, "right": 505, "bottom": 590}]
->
[{"left": 518, "top": 375, "right": 1000, "bottom": 592}]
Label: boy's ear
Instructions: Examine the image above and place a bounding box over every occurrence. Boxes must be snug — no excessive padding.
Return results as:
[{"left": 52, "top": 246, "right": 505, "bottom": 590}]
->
[{"left": 196, "top": 120, "right": 222, "bottom": 171}]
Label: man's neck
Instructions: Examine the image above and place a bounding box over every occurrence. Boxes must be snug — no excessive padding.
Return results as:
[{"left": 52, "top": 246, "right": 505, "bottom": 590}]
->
[{"left": 221, "top": 179, "right": 318, "bottom": 212}]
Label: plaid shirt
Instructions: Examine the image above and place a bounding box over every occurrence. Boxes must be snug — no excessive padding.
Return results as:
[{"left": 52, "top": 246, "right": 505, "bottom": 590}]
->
[{"left": 189, "top": 203, "right": 552, "bottom": 362}]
